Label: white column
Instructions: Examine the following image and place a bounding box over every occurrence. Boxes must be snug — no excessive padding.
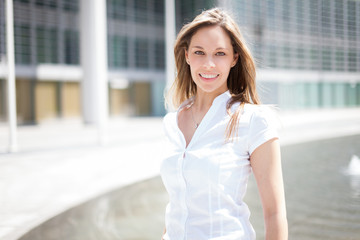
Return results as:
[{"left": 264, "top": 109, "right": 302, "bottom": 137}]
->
[
  {"left": 6, "top": 0, "right": 18, "bottom": 152},
  {"left": 165, "top": 0, "right": 176, "bottom": 96},
  {"left": 80, "top": 0, "right": 109, "bottom": 145}
]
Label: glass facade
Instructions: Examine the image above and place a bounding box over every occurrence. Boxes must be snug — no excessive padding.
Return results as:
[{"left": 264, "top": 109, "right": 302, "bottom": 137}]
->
[
  {"left": 0, "top": 0, "right": 79, "bottom": 65},
  {"left": 226, "top": 0, "right": 360, "bottom": 109},
  {"left": 175, "top": 0, "right": 216, "bottom": 31},
  {"left": 106, "top": 0, "right": 165, "bottom": 71},
  {"left": 229, "top": 0, "right": 360, "bottom": 72},
  {"left": 0, "top": 0, "right": 359, "bottom": 122}
]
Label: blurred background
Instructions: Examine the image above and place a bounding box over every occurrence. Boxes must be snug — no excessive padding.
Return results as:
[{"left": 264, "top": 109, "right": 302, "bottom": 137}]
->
[
  {"left": 0, "top": 0, "right": 359, "bottom": 240},
  {"left": 0, "top": 0, "right": 359, "bottom": 124}
]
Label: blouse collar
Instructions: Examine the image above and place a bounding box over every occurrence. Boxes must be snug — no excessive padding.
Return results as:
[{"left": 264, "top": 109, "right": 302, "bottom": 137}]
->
[{"left": 178, "top": 90, "right": 231, "bottom": 112}]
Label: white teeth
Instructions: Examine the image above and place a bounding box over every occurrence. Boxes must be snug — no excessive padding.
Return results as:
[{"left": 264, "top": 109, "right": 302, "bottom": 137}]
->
[{"left": 200, "top": 73, "right": 218, "bottom": 79}]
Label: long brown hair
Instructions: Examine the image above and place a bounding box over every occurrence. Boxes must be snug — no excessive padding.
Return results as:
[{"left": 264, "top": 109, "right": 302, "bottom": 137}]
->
[{"left": 167, "top": 8, "right": 260, "bottom": 139}]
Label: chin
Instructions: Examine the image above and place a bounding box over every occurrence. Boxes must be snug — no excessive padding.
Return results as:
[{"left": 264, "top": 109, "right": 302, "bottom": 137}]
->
[{"left": 197, "top": 85, "right": 227, "bottom": 94}]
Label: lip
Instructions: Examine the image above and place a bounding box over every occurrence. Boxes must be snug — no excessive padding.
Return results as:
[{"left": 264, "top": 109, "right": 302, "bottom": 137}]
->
[{"left": 199, "top": 73, "right": 219, "bottom": 81}]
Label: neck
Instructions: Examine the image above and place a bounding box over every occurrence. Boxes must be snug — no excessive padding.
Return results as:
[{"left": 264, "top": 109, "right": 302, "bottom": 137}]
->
[{"left": 193, "top": 88, "right": 228, "bottom": 111}]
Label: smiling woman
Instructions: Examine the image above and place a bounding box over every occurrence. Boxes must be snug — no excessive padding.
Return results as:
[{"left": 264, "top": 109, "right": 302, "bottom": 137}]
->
[
  {"left": 185, "top": 25, "right": 238, "bottom": 96},
  {"left": 161, "top": 8, "right": 288, "bottom": 240}
]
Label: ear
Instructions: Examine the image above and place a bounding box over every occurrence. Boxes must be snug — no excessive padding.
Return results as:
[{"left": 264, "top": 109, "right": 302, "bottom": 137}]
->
[
  {"left": 231, "top": 53, "right": 239, "bottom": 67},
  {"left": 185, "top": 49, "right": 190, "bottom": 65}
]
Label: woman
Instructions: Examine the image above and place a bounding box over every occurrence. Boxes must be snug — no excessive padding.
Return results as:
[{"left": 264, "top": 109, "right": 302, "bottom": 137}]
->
[{"left": 161, "top": 8, "right": 287, "bottom": 240}]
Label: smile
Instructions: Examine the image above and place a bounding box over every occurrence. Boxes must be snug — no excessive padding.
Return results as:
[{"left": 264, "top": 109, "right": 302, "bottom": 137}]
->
[{"left": 199, "top": 73, "right": 219, "bottom": 79}]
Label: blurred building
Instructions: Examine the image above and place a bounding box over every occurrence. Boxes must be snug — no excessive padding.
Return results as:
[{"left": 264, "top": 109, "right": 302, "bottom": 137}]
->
[
  {"left": 0, "top": 0, "right": 168, "bottom": 124},
  {"left": 222, "top": 0, "right": 360, "bottom": 110},
  {"left": 0, "top": 0, "right": 359, "bottom": 124}
]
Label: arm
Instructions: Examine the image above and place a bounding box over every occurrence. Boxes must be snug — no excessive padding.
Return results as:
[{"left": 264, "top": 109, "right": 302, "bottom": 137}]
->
[{"left": 250, "top": 138, "right": 288, "bottom": 240}]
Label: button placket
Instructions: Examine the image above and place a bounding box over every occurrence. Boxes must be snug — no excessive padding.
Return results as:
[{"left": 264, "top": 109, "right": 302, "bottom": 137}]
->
[{"left": 178, "top": 149, "right": 188, "bottom": 239}]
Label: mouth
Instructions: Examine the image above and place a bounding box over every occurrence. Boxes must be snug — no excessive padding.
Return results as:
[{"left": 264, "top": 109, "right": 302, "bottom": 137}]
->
[{"left": 199, "top": 73, "right": 219, "bottom": 81}]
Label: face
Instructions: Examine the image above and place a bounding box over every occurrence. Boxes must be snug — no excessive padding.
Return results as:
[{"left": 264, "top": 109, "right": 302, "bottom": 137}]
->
[{"left": 185, "top": 25, "right": 238, "bottom": 95}]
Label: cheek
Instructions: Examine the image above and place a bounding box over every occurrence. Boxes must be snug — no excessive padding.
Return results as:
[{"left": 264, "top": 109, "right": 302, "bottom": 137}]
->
[
  {"left": 188, "top": 64, "right": 197, "bottom": 79},
  {"left": 188, "top": 59, "right": 202, "bottom": 74},
  {"left": 216, "top": 59, "right": 233, "bottom": 71},
  {"left": 189, "top": 57, "right": 202, "bottom": 67}
]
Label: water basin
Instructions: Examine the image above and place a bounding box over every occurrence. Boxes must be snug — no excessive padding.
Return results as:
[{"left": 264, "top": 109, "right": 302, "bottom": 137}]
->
[{"left": 19, "top": 135, "right": 360, "bottom": 240}]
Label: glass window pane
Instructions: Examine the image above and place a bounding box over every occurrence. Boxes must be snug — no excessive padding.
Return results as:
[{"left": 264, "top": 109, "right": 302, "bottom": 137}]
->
[
  {"left": 134, "top": 0, "right": 148, "bottom": 23},
  {"left": 135, "top": 38, "right": 149, "bottom": 68},
  {"left": 155, "top": 41, "right": 165, "bottom": 69},
  {"left": 64, "top": 30, "right": 79, "bottom": 65},
  {"left": 63, "top": 0, "right": 79, "bottom": 12},
  {"left": 110, "top": 35, "right": 128, "bottom": 68},
  {"left": 36, "top": 27, "right": 58, "bottom": 64},
  {"left": 15, "top": 24, "right": 31, "bottom": 64}
]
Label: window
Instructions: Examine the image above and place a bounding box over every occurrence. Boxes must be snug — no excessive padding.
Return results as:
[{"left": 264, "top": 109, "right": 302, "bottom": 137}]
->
[
  {"left": 35, "top": 0, "right": 57, "bottom": 9},
  {"left": 64, "top": 30, "right": 79, "bottom": 65},
  {"left": 296, "top": 47, "right": 305, "bottom": 70},
  {"left": 335, "top": 48, "right": 344, "bottom": 71},
  {"left": 310, "top": 48, "right": 319, "bottom": 70},
  {"left": 335, "top": 0, "right": 344, "bottom": 38},
  {"left": 179, "top": 0, "right": 196, "bottom": 28},
  {"left": 252, "top": 0, "right": 261, "bottom": 26},
  {"left": 267, "top": 44, "right": 277, "bottom": 68},
  {"left": 348, "top": 51, "right": 357, "bottom": 72},
  {"left": 109, "top": 35, "right": 128, "bottom": 68},
  {"left": 0, "top": 22, "right": 5, "bottom": 58},
  {"left": 296, "top": 0, "right": 304, "bottom": 33},
  {"left": 282, "top": 0, "right": 290, "bottom": 32},
  {"left": 155, "top": 41, "right": 165, "bottom": 69},
  {"left": 63, "top": 0, "right": 79, "bottom": 12},
  {"left": 347, "top": 1, "right": 356, "bottom": 41},
  {"left": 36, "top": 26, "right": 58, "bottom": 64},
  {"left": 15, "top": 24, "right": 31, "bottom": 64},
  {"left": 14, "top": 0, "right": 30, "bottom": 3},
  {"left": 154, "top": 0, "right": 164, "bottom": 25},
  {"left": 266, "top": 0, "right": 276, "bottom": 30},
  {"left": 321, "top": 0, "right": 332, "bottom": 37},
  {"left": 283, "top": 45, "right": 291, "bottom": 69},
  {"left": 236, "top": 0, "right": 247, "bottom": 25},
  {"left": 310, "top": 0, "right": 319, "bottom": 34},
  {"left": 134, "top": 0, "right": 148, "bottom": 23},
  {"left": 108, "top": 0, "right": 126, "bottom": 20},
  {"left": 135, "top": 38, "right": 149, "bottom": 69},
  {"left": 321, "top": 48, "right": 332, "bottom": 71}
]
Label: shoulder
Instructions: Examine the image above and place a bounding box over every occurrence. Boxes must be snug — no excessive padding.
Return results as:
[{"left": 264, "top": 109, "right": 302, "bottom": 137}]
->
[
  {"left": 243, "top": 104, "right": 280, "bottom": 154},
  {"left": 241, "top": 104, "right": 279, "bottom": 127}
]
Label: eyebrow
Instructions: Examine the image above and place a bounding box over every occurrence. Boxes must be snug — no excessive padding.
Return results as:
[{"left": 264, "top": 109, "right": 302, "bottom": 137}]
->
[{"left": 192, "top": 46, "right": 228, "bottom": 51}]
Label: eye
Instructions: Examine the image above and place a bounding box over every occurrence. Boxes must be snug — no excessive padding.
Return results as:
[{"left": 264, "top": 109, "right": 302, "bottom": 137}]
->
[
  {"left": 194, "top": 51, "right": 205, "bottom": 55},
  {"left": 215, "top": 52, "right": 226, "bottom": 56}
]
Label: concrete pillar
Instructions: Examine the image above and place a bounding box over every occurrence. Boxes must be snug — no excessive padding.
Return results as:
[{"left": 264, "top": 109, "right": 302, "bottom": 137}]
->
[
  {"left": 165, "top": 0, "right": 176, "bottom": 95},
  {"left": 6, "top": 0, "right": 18, "bottom": 152},
  {"left": 80, "top": 0, "right": 109, "bottom": 144}
]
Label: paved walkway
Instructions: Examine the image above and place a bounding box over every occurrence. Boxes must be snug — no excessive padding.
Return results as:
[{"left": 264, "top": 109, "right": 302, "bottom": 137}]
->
[{"left": 0, "top": 108, "right": 359, "bottom": 240}]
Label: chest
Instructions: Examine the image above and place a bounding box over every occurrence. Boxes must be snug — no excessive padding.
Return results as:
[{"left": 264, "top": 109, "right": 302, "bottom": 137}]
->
[
  {"left": 177, "top": 106, "right": 208, "bottom": 148},
  {"left": 161, "top": 108, "right": 253, "bottom": 197},
  {"left": 164, "top": 114, "right": 251, "bottom": 173},
  {"left": 161, "top": 137, "right": 252, "bottom": 197}
]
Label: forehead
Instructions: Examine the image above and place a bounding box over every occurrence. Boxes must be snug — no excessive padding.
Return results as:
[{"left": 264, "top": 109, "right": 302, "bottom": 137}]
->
[{"left": 189, "top": 25, "right": 232, "bottom": 49}]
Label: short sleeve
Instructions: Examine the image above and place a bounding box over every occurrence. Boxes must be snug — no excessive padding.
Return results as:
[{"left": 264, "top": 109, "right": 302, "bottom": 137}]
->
[{"left": 247, "top": 106, "right": 279, "bottom": 155}]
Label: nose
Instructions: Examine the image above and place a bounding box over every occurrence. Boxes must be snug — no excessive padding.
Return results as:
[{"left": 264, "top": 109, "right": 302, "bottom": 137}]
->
[{"left": 203, "top": 56, "right": 215, "bottom": 69}]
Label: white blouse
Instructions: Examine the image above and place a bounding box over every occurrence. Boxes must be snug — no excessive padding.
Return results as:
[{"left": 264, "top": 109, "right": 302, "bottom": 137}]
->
[{"left": 160, "top": 91, "right": 279, "bottom": 240}]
